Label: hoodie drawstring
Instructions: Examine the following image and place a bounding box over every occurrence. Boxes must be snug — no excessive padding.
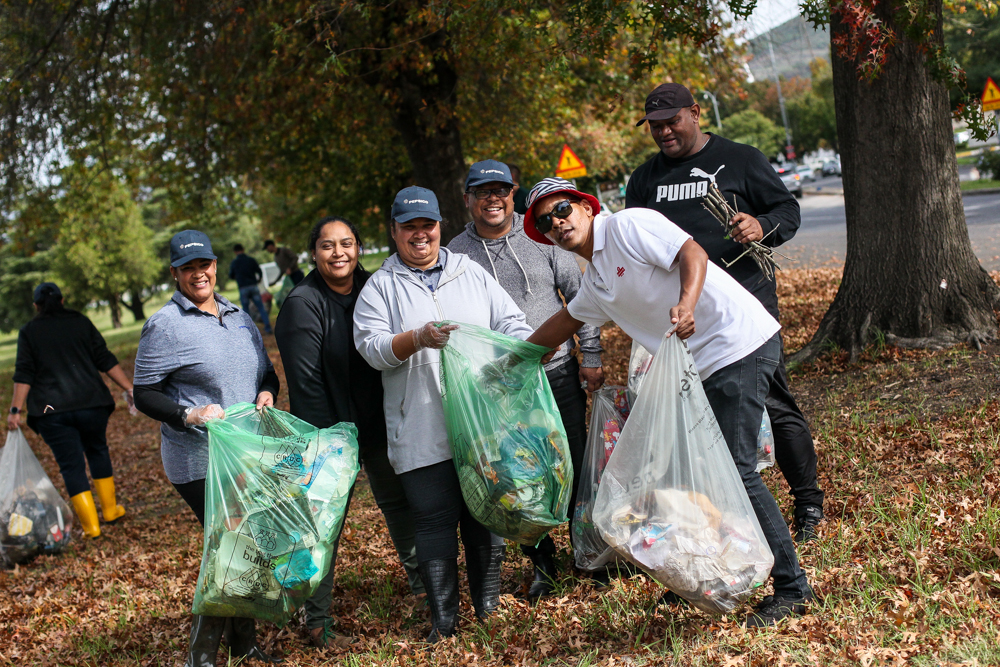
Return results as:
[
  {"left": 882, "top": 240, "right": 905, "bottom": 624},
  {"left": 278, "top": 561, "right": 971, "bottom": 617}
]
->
[
  {"left": 481, "top": 239, "right": 500, "bottom": 283},
  {"left": 505, "top": 237, "right": 533, "bottom": 295}
]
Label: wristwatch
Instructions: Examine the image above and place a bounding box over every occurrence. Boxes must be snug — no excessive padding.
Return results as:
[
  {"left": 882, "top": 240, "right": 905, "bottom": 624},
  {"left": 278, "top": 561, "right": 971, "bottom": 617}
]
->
[{"left": 9, "top": 406, "right": 19, "bottom": 415}]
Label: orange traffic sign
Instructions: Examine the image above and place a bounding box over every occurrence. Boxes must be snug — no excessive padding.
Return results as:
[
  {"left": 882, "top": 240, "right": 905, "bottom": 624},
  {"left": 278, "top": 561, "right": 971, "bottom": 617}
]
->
[
  {"left": 555, "top": 144, "right": 587, "bottom": 179},
  {"left": 983, "top": 76, "right": 1000, "bottom": 112}
]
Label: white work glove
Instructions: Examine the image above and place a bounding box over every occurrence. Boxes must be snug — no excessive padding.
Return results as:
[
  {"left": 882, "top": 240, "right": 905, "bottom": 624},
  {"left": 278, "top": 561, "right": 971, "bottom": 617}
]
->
[
  {"left": 412, "top": 322, "right": 459, "bottom": 351},
  {"left": 184, "top": 404, "right": 225, "bottom": 427}
]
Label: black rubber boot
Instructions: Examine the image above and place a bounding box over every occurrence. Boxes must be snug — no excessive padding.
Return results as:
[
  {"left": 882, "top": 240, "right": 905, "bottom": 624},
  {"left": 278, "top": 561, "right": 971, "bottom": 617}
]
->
[
  {"left": 527, "top": 551, "right": 557, "bottom": 603},
  {"left": 224, "top": 617, "right": 283, "bottom": 663},
  {"left": 419, "top": 559, "right": 460, "bottom": 642},
  {"left": 183, "top": 615, "right": 226, "bottom": 667},
  {"left": 467, "top": 544, "right": 506, "bottom": 620}
]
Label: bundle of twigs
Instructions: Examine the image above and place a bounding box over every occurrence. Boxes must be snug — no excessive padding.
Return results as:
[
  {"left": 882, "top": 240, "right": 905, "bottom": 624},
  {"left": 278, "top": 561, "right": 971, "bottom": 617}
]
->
[{"left": 701, "top": 183, "right": 785, "bottom": 281}]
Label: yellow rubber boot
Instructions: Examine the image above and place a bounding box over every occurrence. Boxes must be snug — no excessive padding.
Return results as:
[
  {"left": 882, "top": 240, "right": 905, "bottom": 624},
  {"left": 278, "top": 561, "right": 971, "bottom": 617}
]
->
[
  {"left": 70, "top": 491, "right": 102, "bottom": 538},
  {"left": 93, "top": 477, "right": 126, "bottom": 523}
]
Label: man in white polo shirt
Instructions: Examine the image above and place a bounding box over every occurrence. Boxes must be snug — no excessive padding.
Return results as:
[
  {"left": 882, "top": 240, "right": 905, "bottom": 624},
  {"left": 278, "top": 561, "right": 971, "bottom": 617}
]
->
[{"left": 522, "top": 177, "right": 813, "bottom": 627}]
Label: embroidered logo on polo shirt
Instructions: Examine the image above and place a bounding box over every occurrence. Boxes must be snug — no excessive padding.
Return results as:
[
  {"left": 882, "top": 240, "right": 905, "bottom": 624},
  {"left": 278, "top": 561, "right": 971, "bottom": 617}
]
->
[{"left": 616, "top": 266, "right": 625, "bottom": 277}]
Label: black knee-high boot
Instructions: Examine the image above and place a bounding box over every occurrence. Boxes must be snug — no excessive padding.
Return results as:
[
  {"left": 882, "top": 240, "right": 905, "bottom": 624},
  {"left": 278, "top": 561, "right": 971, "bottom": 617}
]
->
[
  {"left": 419, "top": 559, "right": 460, "bottom": 642},
  {"left": 467, "top": 545, "right": 506, "bottom": 620},
  {"left": 183, "top": 615, "right": 226, "bottom": 667},
  {"left": 224, "top": 617, "right": 283, "bottom": 663}
]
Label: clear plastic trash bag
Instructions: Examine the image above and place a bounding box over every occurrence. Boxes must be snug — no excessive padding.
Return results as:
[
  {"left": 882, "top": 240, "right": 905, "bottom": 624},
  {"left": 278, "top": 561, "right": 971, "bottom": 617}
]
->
[
  {"left": 439, "top": 322, "right": 573, "bottom": 546},
  {"left": 632, "top": 341, "right": 775, "bottom": 474},
  {"left": 572, "top": 386, "right": 632, "bottom": 571},
  {"left": 0, "top": 429, "right": 73, "bottom": 567},
  {"left": 593, "top": 333, "right": 774, "bottom": 614},
  {"left": 192, "top": 404, "right": 360, "bottom": 625}
]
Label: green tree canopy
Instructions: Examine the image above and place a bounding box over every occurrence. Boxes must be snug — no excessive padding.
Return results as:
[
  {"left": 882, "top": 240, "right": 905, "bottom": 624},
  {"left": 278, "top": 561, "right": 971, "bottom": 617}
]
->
[{"left": 719, "top": 109, "right": 786, "bottom": 157}]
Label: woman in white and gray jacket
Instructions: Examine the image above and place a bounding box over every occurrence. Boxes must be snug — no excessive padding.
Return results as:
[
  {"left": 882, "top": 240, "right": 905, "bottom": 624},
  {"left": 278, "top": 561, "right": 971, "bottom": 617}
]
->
[{"left": 354, "top": 186, "right": 533, "bottom": 642}]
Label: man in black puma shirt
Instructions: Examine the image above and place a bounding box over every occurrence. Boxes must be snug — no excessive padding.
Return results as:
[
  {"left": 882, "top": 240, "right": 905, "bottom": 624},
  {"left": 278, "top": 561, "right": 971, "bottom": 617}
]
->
[{"left": 626, "top": 83, "right": 825, "bottom": 542}]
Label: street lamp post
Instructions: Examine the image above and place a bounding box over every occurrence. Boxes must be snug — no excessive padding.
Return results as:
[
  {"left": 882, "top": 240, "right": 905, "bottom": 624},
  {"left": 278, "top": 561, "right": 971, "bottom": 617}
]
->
[{"left": 702, "top": 90, "right": 722, "bottom": 132}]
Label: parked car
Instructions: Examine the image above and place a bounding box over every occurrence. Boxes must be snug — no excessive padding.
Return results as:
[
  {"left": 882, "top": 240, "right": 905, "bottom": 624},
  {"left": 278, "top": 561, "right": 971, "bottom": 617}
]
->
[
  {"left": 795, "top": 164, "right": 816, "bottom": 183},
  {"left": 772, "top": 164, "right": 803, "bottom": 198},
  {"left": 821, "top": 158, "right": 841, "bottom": 176}
]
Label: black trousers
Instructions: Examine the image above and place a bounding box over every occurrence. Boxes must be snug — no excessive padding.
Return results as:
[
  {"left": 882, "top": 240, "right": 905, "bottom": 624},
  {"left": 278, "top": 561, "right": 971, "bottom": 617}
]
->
[
  {"left": 30, "top": 407, "right": 114, "bottom": 497},
  {"left": 398, "top": 460, "right": 496, "bottom": 564},
  {"left": 522, "top": 357, "right": 588, "bottom": 558},
  {"left": 765, "top": 340, "right": 825, "bottom": 518},
  {"left": 172, "top": 478, "right": 207, "bottom": 526}
]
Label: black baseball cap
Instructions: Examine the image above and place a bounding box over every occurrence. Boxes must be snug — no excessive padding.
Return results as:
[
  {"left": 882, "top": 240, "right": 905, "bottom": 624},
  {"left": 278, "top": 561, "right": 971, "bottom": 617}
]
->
[
  {"left": 391, "top": 186, "right": 442, "bottom": 223},
  {"left": 169, "top": 230, "right": 217, "bottom": 267},
  {"left": 33, "top": 282, "right": 62, "bottom": 304},
  {"left": 465, "top": 160, "right": 515, "bottom": 189},
  {"left": 635, "top": 83, "right": 696, "bottom": 126}
]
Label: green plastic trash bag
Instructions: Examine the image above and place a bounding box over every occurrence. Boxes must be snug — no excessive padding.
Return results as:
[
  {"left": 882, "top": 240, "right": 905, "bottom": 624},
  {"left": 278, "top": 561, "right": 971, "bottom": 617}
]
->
[
  {"left": 192, "top": 403, "right": 360, "bottom": 625},
  {"left": 439, "top": 322, "right": 572, "bottom": 546}
]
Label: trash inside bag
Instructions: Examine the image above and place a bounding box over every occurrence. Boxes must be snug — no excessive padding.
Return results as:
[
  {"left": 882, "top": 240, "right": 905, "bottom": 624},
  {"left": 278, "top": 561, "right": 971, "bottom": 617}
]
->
[
  {"left": 192, "top": 404, "right": 360, "bottom": 625},
  {"left": 0, "top": 429, "right": 73, "bottom": 568},
  {"left": 573, "top": 386, "right": 632, "bottom": 572},
  {"left": 593, "top": 334, "right": 774, "bottom": 614},
  {"left": 627, "top": 341, "right": 654, "bottom": 400},
  {"left": 756, "top": 410, "right": 775, "bottom": 473},
  {"left": 440, "top": 322, "right": 572, "bottom": 545}
]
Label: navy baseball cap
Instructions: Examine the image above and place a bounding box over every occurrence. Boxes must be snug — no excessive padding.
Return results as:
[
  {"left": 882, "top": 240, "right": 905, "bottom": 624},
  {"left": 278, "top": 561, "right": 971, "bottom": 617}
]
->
[
  {"left": 169, "top": 230, "right": 217, "bottom": 267},
  {"left": 391, "top": 186, "right": 441, "bottom": 223},
  {"left": 33, "top": 282, "right": 62, "bottom": 304},
  {"left": 635, "top": 83, "right": 696, "bottom": 126},
  {"left": 465, "top": 160, "right": 515, "bottom": 190}
]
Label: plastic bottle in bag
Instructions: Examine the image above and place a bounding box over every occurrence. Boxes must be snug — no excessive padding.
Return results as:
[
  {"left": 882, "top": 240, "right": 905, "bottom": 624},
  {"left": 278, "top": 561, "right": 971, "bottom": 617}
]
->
[
  {"left": 756, "top": 410, "right": 776, "bottom": 473},
  {"left": 0, "top": 429, "right": 73, "bottom": 567},
  {"left": 192, "top": 404, "right": 359, "bottom": 625},
  {"left": 572, "top": 386, "right": 631, "bottom": 572},
  {"left": 439, "top": 322, "right": 572, "bottom": 545},
  {"left": 593, "top": 333, "right": 774, "bottom": 614}
]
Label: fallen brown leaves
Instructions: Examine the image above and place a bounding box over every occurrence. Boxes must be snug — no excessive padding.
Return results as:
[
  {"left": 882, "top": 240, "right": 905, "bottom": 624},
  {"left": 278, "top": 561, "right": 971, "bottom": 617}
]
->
[{"left": 1, "top": 269, "right": 999, "bottom": 666}]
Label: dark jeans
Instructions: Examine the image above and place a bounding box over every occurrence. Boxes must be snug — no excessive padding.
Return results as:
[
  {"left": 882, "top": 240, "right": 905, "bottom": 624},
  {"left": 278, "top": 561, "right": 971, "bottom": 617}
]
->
[
  {"left": 238, "top": 285, "right": 272, "bottom": 333},
  {"left": 304, "top": 439, "right": 423, "bottom": 629},
  {"left": 172, "top": 478, "right": 206, "bottom": 525},
  {"left": 522, "top": 357, "right": 588, "bottom": 559},
  {"left": 30, "top": 407, "right": 113, "bottom": 497},
  {"left": 766, "top": 339, "right": 825, "bottom": 517},
  {"left": 702, "top": 334, "right": 810, "bottom": 599},
  {"left": 398, "top": 460, "right": 497, "bottom": 564}
]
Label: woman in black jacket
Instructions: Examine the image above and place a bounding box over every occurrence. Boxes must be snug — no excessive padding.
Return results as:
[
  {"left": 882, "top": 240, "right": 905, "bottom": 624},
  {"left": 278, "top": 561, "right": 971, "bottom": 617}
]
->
[
  {"left": 274, "top": 217, "right": 423, "bottom": 649},
  {"left": 8, "top": 283, "right": 131, "bottom": 538}
]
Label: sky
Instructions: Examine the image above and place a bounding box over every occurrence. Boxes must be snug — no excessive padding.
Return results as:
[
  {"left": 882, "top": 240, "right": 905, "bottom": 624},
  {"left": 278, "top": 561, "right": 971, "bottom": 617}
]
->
[{"left": 740, "top": 0, "right": 804, "bottom": 39}]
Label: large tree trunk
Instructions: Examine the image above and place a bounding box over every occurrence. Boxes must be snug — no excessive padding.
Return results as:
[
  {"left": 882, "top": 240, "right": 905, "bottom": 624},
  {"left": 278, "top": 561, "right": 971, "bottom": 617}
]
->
[
  {"left": 108, "top": 295, "right": 123, "bottom": 329},
  {"left": 790, "top": 0, "right": 999, "bottom": 363},
  {"left": 121, "top": 287, "right": 146, "bottom": 322},
  {"left": 389, "top": 49, "right": 468, "bottom": 244}
]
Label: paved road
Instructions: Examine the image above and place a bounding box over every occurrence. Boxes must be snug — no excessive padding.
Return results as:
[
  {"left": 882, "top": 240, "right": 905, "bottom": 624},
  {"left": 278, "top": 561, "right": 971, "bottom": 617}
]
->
[{"left": 781, "top": 177, "right": 1000, "bottom": 270}]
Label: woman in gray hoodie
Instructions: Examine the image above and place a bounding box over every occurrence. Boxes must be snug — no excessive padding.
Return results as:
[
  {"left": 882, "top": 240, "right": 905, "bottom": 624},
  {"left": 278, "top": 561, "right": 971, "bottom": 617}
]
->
[{"left": 354, "top": 186, "right": 534, "bottom": 642}]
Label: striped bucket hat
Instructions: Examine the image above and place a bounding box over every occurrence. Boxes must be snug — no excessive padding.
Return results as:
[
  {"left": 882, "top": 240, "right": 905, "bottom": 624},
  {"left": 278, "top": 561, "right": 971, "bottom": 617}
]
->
[{"left": 523, "top": 177, "right": 601, "bottom": 245}]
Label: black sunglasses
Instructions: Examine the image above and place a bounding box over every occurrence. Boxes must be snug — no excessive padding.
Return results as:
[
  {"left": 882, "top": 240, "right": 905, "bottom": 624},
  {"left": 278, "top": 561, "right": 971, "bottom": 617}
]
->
[
  {"left": 468, "top": 187, "right": 512, "bottom": 200},
  {"left": 534, "top": 199, "right": 575, "bottom": 235}
]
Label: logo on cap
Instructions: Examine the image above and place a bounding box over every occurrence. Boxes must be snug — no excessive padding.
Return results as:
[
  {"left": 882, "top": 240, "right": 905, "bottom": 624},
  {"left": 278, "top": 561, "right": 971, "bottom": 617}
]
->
[
  {"left": 180, "top": 242, "right": 205, "bottom": 249},
  {"left": 403, "top": 199, "right": 429, "bottom": 205},
  {"left": 650, "top": 99, "right": 660, "bottom": 107},
  {"left": 480, "top": 169, "right": 504, "bottom": 175}
]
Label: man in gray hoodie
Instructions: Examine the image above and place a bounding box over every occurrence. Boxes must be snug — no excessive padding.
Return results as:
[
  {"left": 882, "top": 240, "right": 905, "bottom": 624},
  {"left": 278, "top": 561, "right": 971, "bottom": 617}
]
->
[{"left": 448, "top": 160, "right": 605, "bottom": 601}]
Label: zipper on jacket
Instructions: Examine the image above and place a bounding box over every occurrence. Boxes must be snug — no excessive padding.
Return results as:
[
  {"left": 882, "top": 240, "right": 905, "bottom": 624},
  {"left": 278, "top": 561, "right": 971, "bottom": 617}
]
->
[{"left": 432, "top": 290, "right": 445, "bottom": 320}]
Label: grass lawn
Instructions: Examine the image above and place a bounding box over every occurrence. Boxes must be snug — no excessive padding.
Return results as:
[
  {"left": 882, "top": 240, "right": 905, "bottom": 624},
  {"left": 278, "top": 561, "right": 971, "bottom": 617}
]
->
[
  {"left": 2, "top": 269, "right": 999, "bottom": 666},
  {"left": 961, "top": 179, "right": 1000, "bottom": 191}
]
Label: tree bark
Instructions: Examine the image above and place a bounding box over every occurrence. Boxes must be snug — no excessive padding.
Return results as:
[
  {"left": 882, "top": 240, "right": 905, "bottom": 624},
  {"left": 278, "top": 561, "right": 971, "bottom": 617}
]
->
[
  {"left": 108, "top": 294, "right": 122, "bottom": 329},
  {"left": 388, "top": 47, "right": 468, "bottom": 244},
  {"left": 790, "top": 0, "right": 1000, "bottom": 364},
  {"left": 120, "top": 287, "right": 146, "bottom": 322}
]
